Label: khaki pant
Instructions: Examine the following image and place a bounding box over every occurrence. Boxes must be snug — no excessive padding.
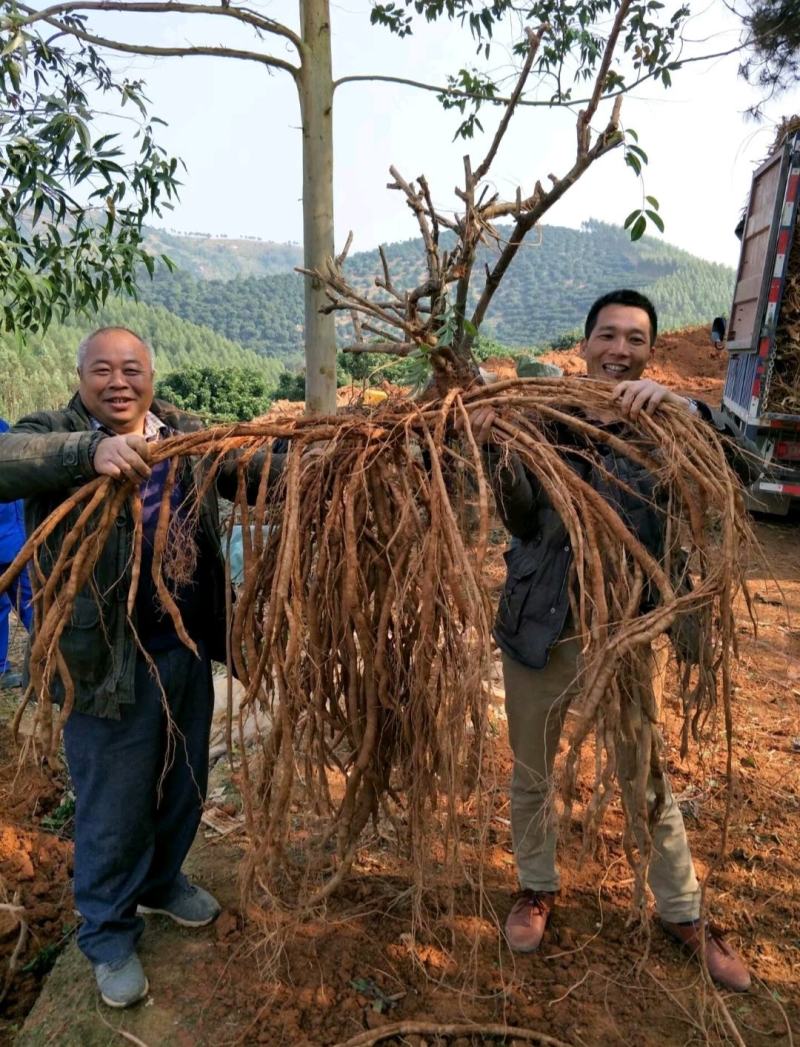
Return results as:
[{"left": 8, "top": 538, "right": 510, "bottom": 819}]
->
[{"left": 503, "top": 636, "right": 701, "bottom": 922}]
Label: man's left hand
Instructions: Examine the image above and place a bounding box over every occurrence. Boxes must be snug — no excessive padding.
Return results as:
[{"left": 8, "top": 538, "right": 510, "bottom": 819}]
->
[{"left": 612, "top": 379, "right": 691, "bottom": 420}]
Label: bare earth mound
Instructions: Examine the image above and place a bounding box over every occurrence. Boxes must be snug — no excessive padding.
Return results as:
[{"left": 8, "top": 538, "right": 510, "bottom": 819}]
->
[{"left": 486, "top": 324, "right": 727, "bottom": 403}]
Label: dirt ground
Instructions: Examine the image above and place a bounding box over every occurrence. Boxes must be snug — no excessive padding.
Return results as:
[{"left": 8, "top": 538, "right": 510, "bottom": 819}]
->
[{"left": 3, "top": 328, "right": 800, "bottom": 1045}]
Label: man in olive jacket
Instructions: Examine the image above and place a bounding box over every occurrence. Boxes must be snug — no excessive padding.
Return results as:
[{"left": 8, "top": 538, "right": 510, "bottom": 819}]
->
[
  {"left": 0, "top": 327, "right": 283, "bottom": 1008},
  {"left": 469, "top": 290, "right": 751, "bottom": 993}
]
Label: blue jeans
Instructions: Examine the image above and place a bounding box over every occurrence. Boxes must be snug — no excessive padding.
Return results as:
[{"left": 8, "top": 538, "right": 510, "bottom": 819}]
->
[
  {"left": 63, "top": 643, "right": 214, "bottom": 964},
  {"left": 0, "top": 563, "right": 32, "bottom": 672}
]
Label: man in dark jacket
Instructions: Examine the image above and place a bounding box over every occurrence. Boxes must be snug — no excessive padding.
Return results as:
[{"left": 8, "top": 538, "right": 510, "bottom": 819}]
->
[
  {"left": 0, "top": 419, "right": 32, "bottom": 689},
  {"left": 0, "top": 327, "right": 284, "bottom": 1008},
  {"left": 469, "top": 290, "right": 751, "bottom": 992}
]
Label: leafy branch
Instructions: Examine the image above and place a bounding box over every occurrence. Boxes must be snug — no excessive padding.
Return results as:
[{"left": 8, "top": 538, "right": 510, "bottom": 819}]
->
[{"left": 0, "top": 2, "right": 182, "bottom": 334}]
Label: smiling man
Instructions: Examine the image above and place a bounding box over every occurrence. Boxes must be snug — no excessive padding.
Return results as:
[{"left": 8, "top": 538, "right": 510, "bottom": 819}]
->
[
  {"left": 469, "top": 290, "right": 752, "bottom": 992},
  {"left": 0, "top": 327, "right": 284, "bottom": 1008}
]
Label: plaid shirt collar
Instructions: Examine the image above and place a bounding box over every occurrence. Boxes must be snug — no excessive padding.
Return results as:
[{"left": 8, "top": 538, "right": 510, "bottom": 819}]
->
[{"left": 90, "top": 410, "right": 169, "bottom": 442}]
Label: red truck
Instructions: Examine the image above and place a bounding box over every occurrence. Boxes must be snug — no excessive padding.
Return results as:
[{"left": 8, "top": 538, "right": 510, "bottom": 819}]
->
[{"left": 715, "top": 125, "right": 800, "bottom": 515}]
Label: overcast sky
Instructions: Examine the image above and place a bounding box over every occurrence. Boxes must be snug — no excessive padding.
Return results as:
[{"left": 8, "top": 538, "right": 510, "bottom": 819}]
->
[{"left": 86, "top": 0, "right": 800, "bottom": 268}]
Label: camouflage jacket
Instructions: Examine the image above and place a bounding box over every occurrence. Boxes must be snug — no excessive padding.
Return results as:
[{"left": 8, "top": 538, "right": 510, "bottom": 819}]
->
[{"left": 0, "top": 393, "right": 282, "bottom": 719}]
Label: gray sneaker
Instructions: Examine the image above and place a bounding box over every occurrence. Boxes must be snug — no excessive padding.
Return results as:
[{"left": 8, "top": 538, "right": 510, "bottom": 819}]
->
[
  {"left": 94, "top": 953, "right": 149, "bottom": 1008},
  {"left": 138, "top": 883, "right": 221, "bottom": 928}
]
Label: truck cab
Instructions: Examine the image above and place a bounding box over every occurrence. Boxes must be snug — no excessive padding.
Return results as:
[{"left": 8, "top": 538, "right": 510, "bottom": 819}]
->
[{"left": 717, "top": 125, "right": 800, "bottom": 515}]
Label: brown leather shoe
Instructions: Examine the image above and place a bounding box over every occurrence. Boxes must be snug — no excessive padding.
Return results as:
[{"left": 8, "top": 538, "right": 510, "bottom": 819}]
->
[
  {"left": 504, "top": 890, "right": 555, "bottom": 953},
  {"left": 662, "top": 919, "right": 751, "bottom": 992}
]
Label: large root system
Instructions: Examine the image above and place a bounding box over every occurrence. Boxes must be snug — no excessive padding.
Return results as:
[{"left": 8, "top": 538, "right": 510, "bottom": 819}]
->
[{"left": 0, "top": 379, "right": 752, "bottom": 913}]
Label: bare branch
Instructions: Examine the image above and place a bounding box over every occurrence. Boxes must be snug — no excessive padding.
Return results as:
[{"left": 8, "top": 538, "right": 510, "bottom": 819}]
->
[
  {"left": 577, "top": 0, "right": 631, "bottom": 156},
  {"left": 408, "top": 278, "right": 444, "bottom": 307},
  {"left": 298, "top": 263, "right": 418, "bottom": 340},
  {"left": 350, "top": 309, "right": 363, "bottom": 343},
  {"left": 469, "top": 96, "right": 623, "bottom": 340},
  {"left": 418, "top": 175, "right": 439, "bottom": 248},
  {"left": 12, "top": 0, "right": 302, "bottom": 51},
  {"left": 473, "top": 25, "right": 547, "bottom": 184},
  {"left": 14, "top": 3, "right": 299, "bottom": 78},
  {"left": 376, "top": 245, "right": 403, "bottom": 302},
  {"left": 361, "top": 321, "right": 407, "bottom": 342},
  {"left": 448, "top": 24, "right": 547, "bottom": 352},
  {"left": 388, "top": 166, "right": 440, "bottom": 289},
  {"left": 335, "top": 230, "right": 354, "bottom": 268},
  {"left": 481, "top": 180, "right": 544, "bottom": 221},
  {"left": 332, "top": 46, "right": 745, "bottom": 106},
  {"left": 451, "top": 153, "right": 476, "bottom": 349}
]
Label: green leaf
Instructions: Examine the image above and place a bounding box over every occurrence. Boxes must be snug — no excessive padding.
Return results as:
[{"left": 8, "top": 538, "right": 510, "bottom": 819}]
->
[
  {"left": 645, "top": 209, "right": 664, "bottom": 232},
  {"left": 625, "top": 153, "right": 641, "bottom": 175},
  {"left": 0, "top": 20, "right": 181, "bottom": 340},
  {"left": 630, "top": 214, "right": 647, "bottom": 241},
  {"left": 1, "top": 31, "right": 24, "bottom": 57},
  {"left": 624, "top": 208, "right": 640, "bottom": 229}
]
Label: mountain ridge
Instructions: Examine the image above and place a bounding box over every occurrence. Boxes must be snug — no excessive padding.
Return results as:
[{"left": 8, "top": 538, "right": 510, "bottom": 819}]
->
[{"left": 139, "top": 219, "right": 734, "bottom": 365}]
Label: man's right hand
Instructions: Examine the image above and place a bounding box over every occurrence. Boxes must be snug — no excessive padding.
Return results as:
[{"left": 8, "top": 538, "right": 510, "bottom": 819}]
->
[
  {"left": 462, "top": 405, "right": 496, "bottom": 445},
  {"left": 92, "top": 435, "right": 151, "bottom": 482}
]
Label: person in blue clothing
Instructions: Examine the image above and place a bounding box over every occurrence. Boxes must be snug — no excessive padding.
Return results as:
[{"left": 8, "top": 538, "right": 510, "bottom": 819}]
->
[{"left": 0, "top": 419, "right": 32, "bottom": 689}]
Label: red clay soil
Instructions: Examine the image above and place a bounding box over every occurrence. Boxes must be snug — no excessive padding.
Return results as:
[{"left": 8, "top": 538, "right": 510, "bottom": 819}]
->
[
  {"left": 0, "top": 724, "right": 74, "bottom": 1044},
  {"left": 175, "top": 514, "right": 797, "bottom": 1047},
  {"left": 86, "top": 512, "right": 795, "bottom": 1047},
  {"left": 488, "top": 324, "right": 728, "bottom": 403}
]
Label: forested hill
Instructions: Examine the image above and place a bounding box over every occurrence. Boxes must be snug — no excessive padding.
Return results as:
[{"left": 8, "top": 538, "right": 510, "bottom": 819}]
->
[
  {"left": 143, "top": 228, "right": 303, "bottom": 280},
  {"left": 138, "top": 220, "right": 734, "bottom": 363}
]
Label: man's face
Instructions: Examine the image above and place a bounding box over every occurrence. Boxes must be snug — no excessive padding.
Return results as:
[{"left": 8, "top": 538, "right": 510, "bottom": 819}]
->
[
  {"left": 580, "top": 304, "right": 654, "bottom": 383},
  {"left": 78, "top": 330, "right": 154, "bottom": 434}
]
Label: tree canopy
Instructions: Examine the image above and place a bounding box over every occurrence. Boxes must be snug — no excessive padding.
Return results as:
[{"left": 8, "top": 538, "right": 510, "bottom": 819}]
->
[
  {"left": 155, "top": 365, "right": 273, "bottom": 421},
  {"left": 0, "top": 2, "right": 180, "bottom": 335},
  {"left": 738, "top": 0, "right": 800, "bottom": 103}
]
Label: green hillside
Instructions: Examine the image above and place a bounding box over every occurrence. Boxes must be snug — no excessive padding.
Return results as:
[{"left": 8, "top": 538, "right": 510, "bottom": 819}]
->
[
  {"left": 139, "top": 270, "right": 303, "bottom": 363},
  {"left": 0, "top": 299, "right": 284, "bottom": 421},
  {"left": 0, "top": 219, "right": 734, "bottom": 420},
  {"left": 138, "top": 220, "right": 733, "bottom": 361},
  {"left": 143, "top": 228, "right": 303, "bottom": 280}
]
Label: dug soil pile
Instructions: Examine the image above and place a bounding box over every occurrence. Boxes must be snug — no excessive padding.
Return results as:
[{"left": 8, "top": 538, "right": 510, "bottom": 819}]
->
[
  {"left": 487, "top": 324, "right": 727, "bottom": 402},
  {"left": 0, "top": 708, "right": 74, "bottom": 1044}
]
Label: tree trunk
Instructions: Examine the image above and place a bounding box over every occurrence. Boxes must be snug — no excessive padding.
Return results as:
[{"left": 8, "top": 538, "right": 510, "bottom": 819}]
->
[{"left": 298, "top": 0, "right": 337, "bottom": 415}]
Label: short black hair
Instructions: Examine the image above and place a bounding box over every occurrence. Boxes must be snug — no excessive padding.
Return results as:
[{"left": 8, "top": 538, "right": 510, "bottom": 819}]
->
[{"left": 584, "top": 289, "right": 658, "bottom": 346}]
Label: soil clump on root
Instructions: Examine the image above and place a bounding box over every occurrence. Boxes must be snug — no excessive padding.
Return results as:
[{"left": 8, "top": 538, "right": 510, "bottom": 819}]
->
[{"left": 0, "top": 704, "right": 74, "bottom": 1045}]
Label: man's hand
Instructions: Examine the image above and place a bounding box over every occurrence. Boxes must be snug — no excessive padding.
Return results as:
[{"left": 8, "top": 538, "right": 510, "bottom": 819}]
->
[
  {"left": 461, "top": 405, "right": 496, "bottom": 445},
  {"left": 612, "top": 379, "right": 692, "bottom": 421},
  {"left": 92, "top": 435, "right": 151, "bottom": 482}
]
